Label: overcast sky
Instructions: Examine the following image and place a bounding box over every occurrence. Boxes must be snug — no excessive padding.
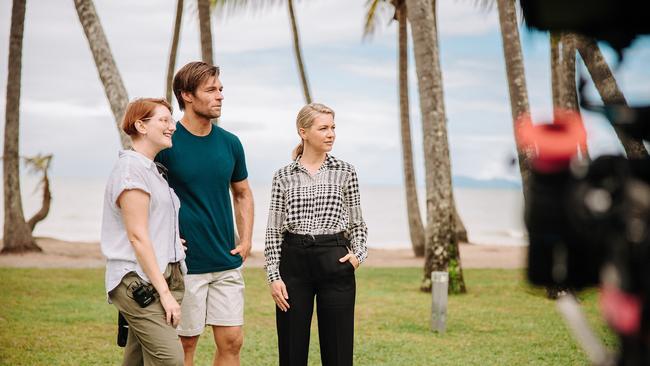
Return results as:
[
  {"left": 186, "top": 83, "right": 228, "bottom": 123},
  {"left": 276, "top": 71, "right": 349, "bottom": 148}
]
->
[{"left": 1, "top": 0, "right": 649, "bottom": 186}]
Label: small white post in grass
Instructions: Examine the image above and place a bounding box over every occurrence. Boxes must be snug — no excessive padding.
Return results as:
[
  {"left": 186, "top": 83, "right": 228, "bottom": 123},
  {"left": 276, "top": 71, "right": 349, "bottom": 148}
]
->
[{"left": 431, "top": 271, "right": 448, "bottom": 333}]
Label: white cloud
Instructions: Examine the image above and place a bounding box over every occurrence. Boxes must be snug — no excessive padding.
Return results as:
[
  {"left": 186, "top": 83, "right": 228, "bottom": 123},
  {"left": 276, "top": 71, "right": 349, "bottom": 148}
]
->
[
  {"left": 1, "top": 0, "right": 647, "bottom": 186},
  {"left": 438, "top": 1, "right": 499, "bottom": 37},
  {"left": 22, "top": 99, "right": 108, "bottom": 118}
]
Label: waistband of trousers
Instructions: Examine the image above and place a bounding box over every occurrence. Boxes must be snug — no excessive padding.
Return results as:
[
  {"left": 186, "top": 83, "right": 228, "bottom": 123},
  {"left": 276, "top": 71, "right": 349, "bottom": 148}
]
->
[{"left": 283, "top": 232, "right": 348, "bottom": 247}]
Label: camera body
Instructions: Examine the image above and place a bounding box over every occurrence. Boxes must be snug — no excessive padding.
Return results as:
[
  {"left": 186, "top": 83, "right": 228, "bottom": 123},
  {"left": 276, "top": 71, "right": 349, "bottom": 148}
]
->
[
  {"left": 518, "top": 110, "right": 650, "bottom": 364},
  {"left": 526, "top": 154, "right": 650, "bottom": 294},
  {"left": 131, "top": 282, "right": 156, "bottom": 308},
  {"left": 520, "top": 0, "right": 650, "bottom": 53}
]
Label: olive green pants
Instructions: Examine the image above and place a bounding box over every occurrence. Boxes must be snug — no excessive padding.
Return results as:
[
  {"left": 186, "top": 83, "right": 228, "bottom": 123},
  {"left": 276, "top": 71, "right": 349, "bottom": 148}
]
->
[{"left": 109, "top": 263, "right": 185, "bottom": 366}]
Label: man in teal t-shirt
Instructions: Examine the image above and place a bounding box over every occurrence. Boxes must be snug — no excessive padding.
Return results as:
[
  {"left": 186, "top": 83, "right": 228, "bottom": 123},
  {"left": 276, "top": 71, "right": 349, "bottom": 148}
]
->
[{"left": 156, "top": 62, "right": 254, "bottom": 366}]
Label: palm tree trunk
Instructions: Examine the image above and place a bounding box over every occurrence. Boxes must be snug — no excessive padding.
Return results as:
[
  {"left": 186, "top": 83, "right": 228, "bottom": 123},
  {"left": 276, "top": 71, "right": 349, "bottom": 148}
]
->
[
  {"left": 550, "top": 32, "right": 561, "bottom": 113},
  {"left": 547, "top": 33, "right": 574, "bottom": 299},
  {"left": 197, "top": 0, "right": 213, "bottom": 65},
  {"left": 27, "top": 173, "right": 51, "bottom": 232},
  {"left": 575, "top": 35, "right": 648, "bottom": 159},
  {"left": 453, "top": 206, "right": 468, "bottom": 242},
  {"left": 405, "top": 0, "right": 465, "bottom": 293},
  {"left": 287, "top": 0, "right": 312, "bottom": 104},
  {"left": 73, "top": 0, "right": 130, "bottom": 149},
  {"left": 496, "top": 0, "right": 531, "bottom": 201},
  {"left": 2, "top": 0, "right": 40, "bottom": 254},
  {"left": 166, "top": 0, "right": 184, "bottom": 103},
  {"left": 558, "top": 33, "right": 590, "bottom": 160},
  {"left": 396, "top": 3, "right": 425, "bottom": 257},
  {"left": 558, "top": 33, "right": 580, "bottom": 112}
]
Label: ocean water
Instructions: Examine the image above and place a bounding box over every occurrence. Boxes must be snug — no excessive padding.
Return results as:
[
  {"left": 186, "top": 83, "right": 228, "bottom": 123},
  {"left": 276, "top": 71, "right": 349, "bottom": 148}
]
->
[{"left": 1, "top": 176, "right": 526, "bottom": 249}]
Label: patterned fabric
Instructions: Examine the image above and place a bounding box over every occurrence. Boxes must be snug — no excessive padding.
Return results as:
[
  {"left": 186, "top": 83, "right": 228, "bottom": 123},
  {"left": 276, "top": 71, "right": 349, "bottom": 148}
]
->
[{"left": 264, "top": 154, "right": 368, "bottom": 283}]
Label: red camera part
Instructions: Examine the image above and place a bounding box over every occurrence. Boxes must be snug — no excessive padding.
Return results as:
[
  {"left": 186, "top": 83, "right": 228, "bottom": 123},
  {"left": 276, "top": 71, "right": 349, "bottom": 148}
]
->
[
  {"left": 601, "top": 285, "right": 642, "bottom": 336},
  {"left": 516, "top": 110, "right": 588, "bottom": 173}
]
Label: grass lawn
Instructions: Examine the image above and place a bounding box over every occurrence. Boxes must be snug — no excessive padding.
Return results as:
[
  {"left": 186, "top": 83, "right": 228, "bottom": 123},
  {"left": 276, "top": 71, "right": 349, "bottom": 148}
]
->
[{"left": 0, "top": 267, "right": 616, "bottom": 365}]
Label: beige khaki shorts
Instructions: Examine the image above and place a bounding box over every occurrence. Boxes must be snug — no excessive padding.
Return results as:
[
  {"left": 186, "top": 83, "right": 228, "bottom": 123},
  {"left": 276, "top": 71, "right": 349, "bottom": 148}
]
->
[{"left": 177, "top": 266, "right": 245, "bottom": 337}]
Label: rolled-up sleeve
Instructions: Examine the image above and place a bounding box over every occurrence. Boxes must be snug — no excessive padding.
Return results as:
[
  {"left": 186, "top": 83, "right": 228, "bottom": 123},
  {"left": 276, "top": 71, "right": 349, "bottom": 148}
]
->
[
  {"left": 264, "top": 172, "right": 286, "bottom": 283},
  {"left": 111, "top": 160, "right": 151, "bottom": 206},
  {"left": 344, "top": 168, "right": 368, "bottom": 263}
]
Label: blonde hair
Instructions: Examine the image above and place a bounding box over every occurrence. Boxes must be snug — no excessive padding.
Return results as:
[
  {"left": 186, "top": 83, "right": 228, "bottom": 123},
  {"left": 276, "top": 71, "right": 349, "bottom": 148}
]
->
[{"left": 291, "top": 103, "right": 335, "bottom": 160}]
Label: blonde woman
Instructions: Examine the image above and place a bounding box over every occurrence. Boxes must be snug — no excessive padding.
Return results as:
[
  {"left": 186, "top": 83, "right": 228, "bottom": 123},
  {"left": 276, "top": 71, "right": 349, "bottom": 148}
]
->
[
  {"left": 100, "top": 98, "right": 186, "bottom": 366},
  {"left": 264, "top": 103, "right": 368, "bottom": 366}
]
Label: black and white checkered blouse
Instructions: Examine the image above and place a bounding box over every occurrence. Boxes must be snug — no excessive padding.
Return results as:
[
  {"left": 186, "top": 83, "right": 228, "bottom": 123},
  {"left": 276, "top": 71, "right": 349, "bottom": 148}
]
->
[{"left": 264, "top": 154, "right": 368, "bottom": 283}]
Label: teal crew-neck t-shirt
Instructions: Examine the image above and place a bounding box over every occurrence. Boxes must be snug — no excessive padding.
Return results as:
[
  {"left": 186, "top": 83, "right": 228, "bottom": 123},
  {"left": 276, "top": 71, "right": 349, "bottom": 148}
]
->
[{"left": 155, "top": 122, "right": 248, "bottom": 274}]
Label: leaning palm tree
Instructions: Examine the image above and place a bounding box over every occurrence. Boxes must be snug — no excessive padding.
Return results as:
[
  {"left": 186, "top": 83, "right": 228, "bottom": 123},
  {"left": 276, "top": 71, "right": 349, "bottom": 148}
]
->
[
  {"left": 575, "top": 35, "right": 648, "bottom": 159},
  {"left": 404, "top": 0, "right": 466, "bottom": 293},
  {"left": 286, "top": 0, "right": 312, "bottom": 103},
  {"left": 166, "top": 0, "right": 185, "bottom": 102},
  {"left": 23, "top": 154, "right": 54, "bottom": 232},
  {"left": 73, "top": 0, "right": 130, "bottom": 149},
  {"left": 2, "top": 0, "right": 41, "bottom": 254}
]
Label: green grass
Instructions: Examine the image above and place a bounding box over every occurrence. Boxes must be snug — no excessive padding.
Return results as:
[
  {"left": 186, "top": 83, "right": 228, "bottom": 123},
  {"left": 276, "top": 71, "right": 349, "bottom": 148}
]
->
[{"left": 0, "top": 267, "right": 616, "bottom": 365}]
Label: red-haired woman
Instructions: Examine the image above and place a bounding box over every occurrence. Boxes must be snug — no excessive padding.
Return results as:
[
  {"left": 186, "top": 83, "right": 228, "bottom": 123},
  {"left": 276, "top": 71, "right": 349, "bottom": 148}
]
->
[{"left": 100, "top": 98, "right": 186, "bottom": 366}]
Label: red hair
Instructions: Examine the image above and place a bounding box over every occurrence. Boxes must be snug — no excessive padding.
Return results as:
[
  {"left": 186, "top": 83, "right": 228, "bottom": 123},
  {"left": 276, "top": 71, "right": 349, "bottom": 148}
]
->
[{"left": 121, "top": 98, "right": 172, "bottom": 137}]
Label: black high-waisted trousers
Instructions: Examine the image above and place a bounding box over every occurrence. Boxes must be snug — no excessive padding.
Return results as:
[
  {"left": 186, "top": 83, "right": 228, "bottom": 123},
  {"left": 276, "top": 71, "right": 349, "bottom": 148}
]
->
[{"left": 276, "top": 231, "right": 356, "bottom": 366}]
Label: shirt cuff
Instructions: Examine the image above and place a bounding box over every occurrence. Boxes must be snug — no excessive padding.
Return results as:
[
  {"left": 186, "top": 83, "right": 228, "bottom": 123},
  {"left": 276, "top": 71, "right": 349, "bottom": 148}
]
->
[
  {"left": 352, "top": 246, "right": 367, "bottom": 264},
  {"left": 266, "top": 266, "right": 281, "bottom": 283}
]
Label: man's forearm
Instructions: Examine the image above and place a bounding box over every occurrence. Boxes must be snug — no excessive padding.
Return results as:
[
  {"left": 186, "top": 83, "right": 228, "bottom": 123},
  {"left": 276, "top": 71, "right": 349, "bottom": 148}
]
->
[{"left": 234, "top": 192, "right": 254, "bottom": 244}]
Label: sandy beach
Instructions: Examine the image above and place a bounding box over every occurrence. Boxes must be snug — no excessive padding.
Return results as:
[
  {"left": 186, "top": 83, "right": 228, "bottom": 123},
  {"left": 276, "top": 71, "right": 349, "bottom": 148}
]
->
[{"left": 0, "top": 237, "right": 526, "bottom": 269}]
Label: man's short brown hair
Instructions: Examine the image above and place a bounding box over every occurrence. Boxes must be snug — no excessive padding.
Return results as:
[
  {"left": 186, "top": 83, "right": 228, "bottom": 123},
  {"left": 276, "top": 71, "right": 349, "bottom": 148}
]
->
[{"left": 173, "top": 62, "right": 220, "bottom": 111}]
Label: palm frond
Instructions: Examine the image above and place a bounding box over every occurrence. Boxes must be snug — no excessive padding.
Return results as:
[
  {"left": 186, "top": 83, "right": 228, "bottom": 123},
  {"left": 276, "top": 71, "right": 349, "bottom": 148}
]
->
[
  {"left": 22, "top": 154, "right": 53, "bottom": 176},
  {"left": 363, "top": 0, "right": 394, "bottom": 40},
  {"left": 459, "top": 0, "right": 495, "bottom": 12},
  {"left": 210, "top": 0, "right": 283, "bottom": 20}
]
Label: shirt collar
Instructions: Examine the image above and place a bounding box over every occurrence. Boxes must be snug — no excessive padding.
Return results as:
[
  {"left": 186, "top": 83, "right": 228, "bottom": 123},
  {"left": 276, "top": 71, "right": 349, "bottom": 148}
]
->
[
  {"left": 119, "top": 149, "right": 156, "bottom": 171},
  {"left": 291, "top": 153, "right": 339, "bottom": 173}
]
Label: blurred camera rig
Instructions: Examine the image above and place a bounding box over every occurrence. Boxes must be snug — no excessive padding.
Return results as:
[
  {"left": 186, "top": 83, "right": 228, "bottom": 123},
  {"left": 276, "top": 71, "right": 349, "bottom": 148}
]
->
[{"left": 518, "top": 1, "right": 650, "bottom": 365}]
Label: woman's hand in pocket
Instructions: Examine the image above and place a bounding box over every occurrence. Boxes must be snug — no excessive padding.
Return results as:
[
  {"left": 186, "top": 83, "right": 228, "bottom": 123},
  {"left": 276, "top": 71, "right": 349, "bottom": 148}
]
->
[
  {"left": 270, "top": 280, "right": 290, "bottom": 312},
  {"left": 339, "top": 251, "right": 359, "bottom": 269}
]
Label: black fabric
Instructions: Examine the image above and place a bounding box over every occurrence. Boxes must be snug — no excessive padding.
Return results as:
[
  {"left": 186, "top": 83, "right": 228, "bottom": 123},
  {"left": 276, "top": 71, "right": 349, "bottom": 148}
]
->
[
  {"left": 283, "top": 232, "right": 348, "bottom": 247},
  {"left": 276, "top": 234, "right": 355, "bottom": 366}
]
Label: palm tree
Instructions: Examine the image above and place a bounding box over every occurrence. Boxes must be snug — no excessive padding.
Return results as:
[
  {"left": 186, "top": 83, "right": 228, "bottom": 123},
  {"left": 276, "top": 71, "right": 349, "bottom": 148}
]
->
[
  {"left": 73, "top": 0, "right": 130, "bottom": 149},
  {"left": 2, "top": 0, "right": 41, "bottom": 254},
  {"left": 553, "top": 32, "right": 589, "bottom": 160},
  {"left": 198, "top": 0, "right": 214, "bottom": 64},
  {"left": 364, "top": 0, "right": 468, "bottom": 257},
  {"left": 547, "top": 32, "right": 581, "bottom": 300},
  {"left": 286, "top": 0, "right": 312, "bottom": 103},
  {"left": 550, "top": 32, "right": 561, "bottom": 114},
  {"left": 575, "top": 35, "right": 648, "bottom": 159},
  {"left": 364, "top": 0, "right": 425, "bottom": 256},
  {"left": 404, "top": 0, "right": 466, "bottom": 293},
  {"left": 557, "top": 34, "right": 581, "bottom": 111},
  {"left": 495, "top": 0, "right": 531, "bottom": 200},
  {"left": 23, "top": 154, "right": 53, "bottom": 232},
  {"left": 166, "top": 0, "right": 184, "bottom": 102}
]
